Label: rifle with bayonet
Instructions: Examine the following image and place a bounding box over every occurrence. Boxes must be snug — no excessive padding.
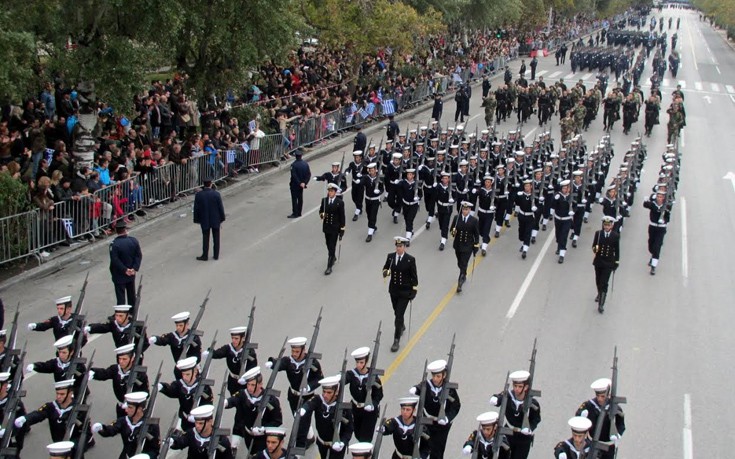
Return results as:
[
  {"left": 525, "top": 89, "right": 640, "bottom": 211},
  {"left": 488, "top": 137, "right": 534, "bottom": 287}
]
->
[
  {"left": 192, "top": 331, "right": 218, "bottom": 407},
  {"left": 68, "top": 272, "right": 90, "bottom": 352},
  {"left": 411, "top": 360, "right": 430, "bottom": 459},
  {"left": 72, "top": 414, "right": 91, "bottom": 459},
  {"left": 491, "top": 373, "right": 514, "bottom": 459},
  {"left": 0, "top": 306, "right": 20, "bottom": 373},
  {"left": 158, "top": 412, "right": 179, "bottom": 458},
  {"left": 372, "top": 404, "right": 387, "bottom": 459},
  {"left": 252, "top": 337, "right": 286, "bottom": 430},
  {"left": 363, "top": 322, "right": 384, "bottom": 409},
  {"left": 588, "top": 347, "right": 626, "bottom": 458},
  {"left": 206, "top": 371, "right": 231, "bottom": 458},
  {"left": 238, "top": 299, "right": 258, "bottom": 377},
  {"left": 180, "top": 290, "right": 210, "bottom": 359},
  {"left": 326, "top": 349, "right": 351, "bottom": 459},
  {"left": 337, "top": 151, "right": 347, "bottom": 194},
  {"left": 134, "top": 361, "right": 164, "bottom": 454},
  {"left": 131, "top": 276, "right": 143, "bottom": 324},
  {"left": 63, "top": 349, "right": 95, "bottom": 441},
  {"left": 520, "top": 338, "right": 541, "bottom": 431},
  {"left": 126, "top": 314, "right": 150, "bottom": 393},
  {"left": 437, "top": 334, "right": 457, "bottom": 421},
  {"left": 294, "top": 308, "right": 323, "bottom": 406},
  {"left": 0, "top": 341, "right": 26, "bottom": 456}
]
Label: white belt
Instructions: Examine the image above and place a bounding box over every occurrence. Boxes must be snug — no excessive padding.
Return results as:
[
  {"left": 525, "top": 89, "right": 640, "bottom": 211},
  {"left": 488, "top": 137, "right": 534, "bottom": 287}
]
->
[
  {"left": 554, "top": 216, "right": 573, "bottom": 221},
  {"left": 366, "top": 196, "right": 381, "bottom": 201},
  {"left": 517, "top": 210, "right": 535, "bottom": 216},
  {"left": 478, "top": 208, "right": 494, "bottom": 213},
  {"left": 402, "top": 199, "right": 420, "bottom": 205},
  {"left": 438, "top": 202, "right": 454, "bottom": 207},
  {"left": 649, "top": 222, "right": 667, "bottom": 227},
  {"left": 289, "top": 387, "right": 315, "bottom": 397}
]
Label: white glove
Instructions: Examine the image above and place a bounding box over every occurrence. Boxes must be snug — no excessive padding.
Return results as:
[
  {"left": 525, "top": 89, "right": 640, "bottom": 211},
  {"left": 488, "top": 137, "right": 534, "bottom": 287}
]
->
[
  {"left": 332, "top": 442, "right": 345, "bottom": 452},
  {"left": 265, "top": 360, "right": 273, "bottom": 370},
  {"left": 489, "top": 396, "right": 498, "bottom": 406},
  {"left": 471, "top": 188, "right": 477, "bottom": 194},
  {"left": 223, "top": 400, "right": 229, "bottom": 408},
  {"left": 437, "top": 417, "right": 448, "bottom": 426},
  {"left": 364, "top": 404, "right": 374, "bottom": 412},
  {"left": 559, "top": 453, "right": 568, "bottom": 459},
  {"left": 313, "top": 176, "right": 319, "bottom": 181},
  {"left": 409, "top": 387, "right": 417, "bottom": 395},
  {"left": 300, "top": 387, "right": 311, "bottom": 395},
  {"left": 357, "top": 173, "right": 362, "bottom": 178},
  {"left": 592, "top": 180, "right": 597, "bottom": 185},
  {"left": 92, "top": 422, "right": 103, "bottom": 434},
  {"left": 432, "top": 183, "right": 438, "bottom": 188},
  {"left": 88, "top": 370, "right": 95, "bottom": 381},
  {"left": 580, "top": 409, "right": 589, "bottom": 418},
  {"left": 157, "top": 383, "right": 163, "bottom": 391},
  {"left": 448, "top": 198, "right": 455, "bottom": 204},
  {"left": 252, "top": 426, "right": 266, "bottom": 436},
  {"left": 520, "top": 427, "right": 533, "bottom": 436},
  {"left": 14, "top": 417, "right": 26, "bottom": 428},
  {"left": 298, "top": 408, "right": 307, "bottom": 417},
  {"left": 547, "top": 185, "right": 554, "bottom": 190},
  {"left": 168, "top": 437, "right": 174, "bottom": 446},
  {"left": 462, "top": 445, "right": 473, "bottom": 455},
  {"left": 539, "top": 197, "right": 545, "bottom": 202},
  {"left": 582, "top": 199, "right": 588, "bottom": 204},
  {"left": 27, "top": 323, "right": 36, "bottom": 331},
  {"left": 489, "top": 206, "right": 496, "bottom": 212},
  {"left": 0, "top": 428, "right": 5, "bottom": 438},
  {"left": 392, "top": 180, "right": 400, "bottom": 185},
  {"left": 610, "top": 434, "right": 619, "bottom": 445},
  {"left": 25, "top": 364, "right": 34, "bottom": 373},
  {"left": 531, "top": 206, "right": 538, "bottom": 212},
  {"left": 187, "top": 414, "right": 195, "bottom": 424},
  {"left": 568, "top": 211, "right": 575, "bottom": 216},
  {"left": 201, "top": 350, "right": 209, "bottom": 361},
  {"left": 414, "top": 196, "right": 420, "bottom": 202},
  {"left": 148, "top": 336, "right": 157, "bottom": 345},
  {"left": 84, "top": 325, "right": 91, "bottom": 334}
]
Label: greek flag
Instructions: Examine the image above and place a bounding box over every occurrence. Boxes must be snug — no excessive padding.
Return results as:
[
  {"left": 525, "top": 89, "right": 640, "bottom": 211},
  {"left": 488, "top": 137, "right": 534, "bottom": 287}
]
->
[
  {"left": 226, "top": 150, "right": 236, "bottom": 164},
  {"left": 365, "top": 103, "right": 375, "bottom": 116},
  {"left": 248, "top": 120, "right": 257, "bottom": 132},
  {"left": 345, "top": 103, "right": 358, "bottom": 123},
  {"left": 61, "top": 218, "right": 74, "bottom": 239},
  {"left": 240, "top": 142, "right": 250, "bottom": 153},
  {"left": 381, "top": 99, "right": 395, "bottom": 116},
  {"left": 358, "top": 107, "right": 369, "bottom": 119},
  {"left": 377, "top": 89, "right": 384, "bottom": 102},
  {"left": 45, "top": 148, "right": 55, "bottom": 163}
]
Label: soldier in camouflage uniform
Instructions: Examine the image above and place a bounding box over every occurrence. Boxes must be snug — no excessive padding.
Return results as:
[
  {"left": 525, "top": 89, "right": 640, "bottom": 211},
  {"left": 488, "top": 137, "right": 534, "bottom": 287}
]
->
[
  {"left": 667, "top": 102, "right": 685, "bottom": 143},
  {"left": 561, "top": 115, "right": 576, "bottom": 142},
  {"left": 573, "top": 101, "right": 587, "bottom": 134},
  {"left": 482, "top": 94, "right": 497, "bottom": 128}
]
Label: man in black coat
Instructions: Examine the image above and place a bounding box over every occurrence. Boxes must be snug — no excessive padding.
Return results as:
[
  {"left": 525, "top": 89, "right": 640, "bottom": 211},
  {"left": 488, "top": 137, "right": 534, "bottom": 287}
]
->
[
  {"left": 354, "top": 125, "right": 367, "bottom": 153},
  {"left": 109, "top": 221, "right": 142, "bottom": 305},
  {"left": 431, "top": 94, "right": 444, "bottom": 124},
  {"left": 320, "top": 183, "right": 346, "bottom": 275},
  {"left": 193, "top": 178, "right": 226, "bottom": 261},
  {"left": 288, "top": 150, "right": 311, "bottom": 218},
  {"left": 450, "top": 202, "right": 480, "bottom": 293},
  {"left": 382, "top": 237, "right": 418, "bottom": 352},
  {"left": 592, "top": 216, "right": 620, "bottom": 313}
]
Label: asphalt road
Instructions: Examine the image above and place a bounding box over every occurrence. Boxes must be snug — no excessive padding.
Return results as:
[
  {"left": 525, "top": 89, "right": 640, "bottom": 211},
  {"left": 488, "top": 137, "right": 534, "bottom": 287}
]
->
[{"left": 2, "top": 8, "right": 734, "bottom": 458}]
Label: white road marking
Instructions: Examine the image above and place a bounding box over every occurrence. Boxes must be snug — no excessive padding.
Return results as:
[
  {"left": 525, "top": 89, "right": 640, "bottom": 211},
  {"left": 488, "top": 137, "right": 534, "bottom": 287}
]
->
[
  {"left": 504, "top": 229, "right": 555, "bottom": 320},
  {"left": 582, "top": 73, "right": 594, "bottom": 81},
  {"left": 731, "top": 95, "right": 735, "bottom": 104},
  {"left": 564, "top": 72, "right": 575, "bottom": 79},
  {"left": 681, "top": 131, "right": 686, "bottom": 147},
  {"left": 681, "top": 197, "right": 688, "bottom": 282},
  {"left": 687, "top": 22, "right": 698, "bottom": 70},
  {"left": 716, "top": 66, "right": 721, "bottom": 74},
  {"left": 548, "top": 71, "right": 562, "bottom": 78},
  {"left": 663, "top": 78, "right": 671, "bottom": 87},
  {"left": 694, "top": 82, "right": 703, "bottom": 91},
  {"left": 683, "top": 394, "right": 694, "bottom": 459},
  {"left": 536, "top": 70, "right": 548, "bottom": 77},
  {"left": 523, "top": 127, "right": 538, "bottom": 141},
  {"left": 710, "top": 83, "right": 720, "bottom": 92},
  {"left": 725, "top": 85, "right": 735, "bottom": 94},
  {"left": 678, "top": 80, "right": 686, "bottom": 89},
  {"left": 25, "top": 334, "right": 103, "bottom": 380}
]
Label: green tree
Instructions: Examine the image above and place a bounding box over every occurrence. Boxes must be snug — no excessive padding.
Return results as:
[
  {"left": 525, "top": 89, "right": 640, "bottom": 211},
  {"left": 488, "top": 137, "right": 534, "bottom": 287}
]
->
[{"left": 0, "top": 12, "right": 39, "bottom": 105}]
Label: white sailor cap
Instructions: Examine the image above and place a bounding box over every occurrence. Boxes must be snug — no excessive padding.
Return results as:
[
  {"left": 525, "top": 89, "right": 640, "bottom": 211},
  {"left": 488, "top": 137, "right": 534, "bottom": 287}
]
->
[
  {"left": 392, "top": 153, "right": 402, "bottom": 159},
  {"left": 572, "top": 170, "right": 584, "bottom": 176},
  {"left": 115, "top": 343, "right": 135, "bottom": 355},
  {"left": 420, "top": 126, "right": 428, "bottom": 130},
  {"left": 461, "top": 201, "right": 474, "bottom": 208},
  {"left": 533, "top": 168, "right": 543, "bottom": 174},
  {"left": 619, "top": 167, "right": 628, "bottom": 172},
  {"left": 437, "top": 149, "right": 447, "bottom": 155},
  {"left": 446, "top": 127, "right": 454, "bottom": 131},
  {"left": 229, "top": 326, "right": 247, "bottom": 335},
  {"left": 288, "top": 337, "right": 308, "bottom": 347},
  {"left": 514, "top": 151, "right": 525, "bottom": 156},
  {"left": 607, "top": 185, "right": 616, "bottom": 191},
  {"left": 425, "top": 156, "right": 435, "bottom": 162},
  {"left": 353, "top": 150, "right": 364, "bottom": 156},
  {"left": 349, "top": 442, "right": 374, "bottom": 456},
  {"left": 543, "top": 162, "right": 553, "bottom": 167},
  {"left": 509, "top": 370, "right": 531, "bottom": 382},
  {"left": 176, "top": 356, "right": 198, "bottom": 371},
  {"left": 265, "top": 427, "right": 287, "bottom": 437},
  {"left": 327, "top": 183, "right": 340, "bottom": 191},
  {"left": 459, "top": 160, "right": 469, "bottom": 166},
  {"left": 440, "top": 172, "right": 451, "bottom": 177},
  {"left": 523, "top": 179, "right": 533, "bottom": 185},
  {"left": 398, "top": 395, "right": 420, "bottom": 405},
  {"left": 509, "top": 130, "right": 517, "bottom": 135},
  {"left": 476, "top": 411, "right": 500, "bottom": 425},
  {"left": 191, "top": 404, "right": 215, "bottom": 419},
  {"left": 481, "top": 130, "right": 489, "bottom": 134},
  {"left": 47, "top": 441, "right": 76, "bottom": 455},
  {"left": 394, "top": 236, "right": 409, "bottom": 245},
  {"left": 385, "top": 139, "right": 394, "bottom": 143},
  {"left": 405, "top": 168, "right": 416, "bottom": 174},
  {"left": 656, "top": 190, "right": 667, "bottom": 195},
  {"left": 368, "top": 144, "right": 376, "bottom": 149},
  {"left": 601, "top": 216, "right": 615, "bottom": 224},
  {"left": 461, "top": 140, "right": 470, "bottom": 144},
  {"left": 351, "top": 347, "right": 370, "bottom": 359},
  {"left": 495, "top": 164, "right": 505, "bottom": 170},
  {"left": 560, "top": 180, "right": 571, "bottom": 187},
  {"left": 430, "top": 137, "right": 439, "bottom": 142},
  {"left": 591, "top": 378, "right": 612, "bottom": 392},
  {"left": 483, "top": 175, "right": 494, "bottom": 181},
  {"left": 331, "top": 161, "right": 341, "bottom": 167},
  {"left": 550, "top": 153, "right": 559, "bottom": 159},
  {"left": 55, "top": 379, "right": 75, "bottom": 390},
  {"left": 415, "top": 142, "right": 424, "bottom": 147},
  {"left": 242, "top": 366, "right": 261, "bottom": 381},
  {"left": 468, "top": 133, "right": 477, "bottom": 139},
  {"left": 409, "top": 129, "right": 417, "bottom": 134},
  {"left": 171, "top": 312, "right": 190, "bottom": 322},
  {"left": 431, "top": 119, "right": 438, "bottom": 125},
  {"left": 480, "top": 147, "right": 489, "bottom": 152},
  {"left": 427, "top": 359, "right": 447, "bottom": 373},
  {"left": 457, "top": 125, "right": 465, "bottom": 130},
  {"left": 469, "top": 155, "right": 478, "bottom": 161},
  {"left": 54, "top": 335, "right": 74, "bottom": 349},
  {"left": 114, "top": 305, "right": 132, "bottom": 312},
  {"left": 449, "top": 144, "right": 459, "bottom": 149},
  {"left": 506, "top": 158, "right": 516, "bottom": 164},
  {"left": 0, "top": 372, "right": 11, "bottom": 383},
  {"left": 124, "top": 391, "right": 148, "bottom": 405},
  {"left": 367, "top": 163, "right": 377, "bottom": 169},
  {"left": 568, "top": 416, "right": 593, "bottom": 433},
  {"left": 56, "top": 296, "right": 72, "bottom": 305},
  {"left": 319, "top": 375, "right": 341, "bottom": 388}
]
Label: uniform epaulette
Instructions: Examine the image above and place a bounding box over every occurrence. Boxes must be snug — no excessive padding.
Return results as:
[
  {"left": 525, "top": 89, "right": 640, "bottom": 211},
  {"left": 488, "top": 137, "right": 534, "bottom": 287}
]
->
[
  {"left": 578, "top": 402, "right": 587, "bottom": 410},
  {"left": 555, "top": 441, "right": 564, "bottom": 448},
  {"left": 467, "top": 431, "right": 476, "bottom": 442}
]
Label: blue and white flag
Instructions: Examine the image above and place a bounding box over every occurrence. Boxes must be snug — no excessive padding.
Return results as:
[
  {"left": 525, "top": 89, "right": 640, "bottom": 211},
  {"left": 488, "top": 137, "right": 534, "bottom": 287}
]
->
[
  {"left": 61, "top": 218, "right": 74, "bottom": 239},
  {"left": 226, "top": 150, "right": 236, "bottom": 164},
  {"left": 345, "top": 103, "right": 358, "bottom": 123},
  {"left": 45, "top": 148, "right": 55, "bottom": 164},
  {"left": 240, "top": 142, "right": 250, "bottom": 153},
  {"left": 381, "top": 100, "right": 395, "bottom": 116},
  {"left": 248, "top": 120, "right": 257, "bottom": 132}
]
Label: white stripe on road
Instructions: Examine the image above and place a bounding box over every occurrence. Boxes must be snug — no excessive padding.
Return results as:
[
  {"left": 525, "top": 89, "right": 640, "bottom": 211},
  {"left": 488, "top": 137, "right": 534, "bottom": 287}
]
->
[
  {"left": 725, "top": 85, "right": 735, "bottom": 94},
  {"left": 681, "top": 197, "right": 688, "bottom": 283},
  {"left": 710, "top": 83, "right": 720, "bottom": 92},
  {"left": 564, "top": 72, "right": 575, "bottom": 79},
  {"left": 716, "top": 66, "right": 721, "bottom": 74},
  {"left": 678, "top": 80, "right": 686, "bottom": 89},
  {"left": 536, "top": 70, "right": 548, "bottom": 77},
  {"left": 581, "top": 73, "right": 593, "bottom": 81},
  {"left": 694, "top": 82, "right": 703, "bottom": 91},
  {"left": 548, "top": 71, "right": 562, "bottom": 78},
  {"left": 683, "top": 394, "right": 694, "bottom": 459},
  {"left": 663, "top": 78, "right": 671, "bottom": 87},
  {"left": 681, "top": 131, "right": 686, "bottom": 148},
  {"left": 505, "top": 229, "right": 555, "bottom": 320}
]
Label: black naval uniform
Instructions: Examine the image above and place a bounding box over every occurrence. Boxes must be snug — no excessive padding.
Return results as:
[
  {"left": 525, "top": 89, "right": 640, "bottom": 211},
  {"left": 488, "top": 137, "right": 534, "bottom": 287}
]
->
[
  {"left": 253, "top": 446, "right": 287, "bottom": 459},
  {"left": 477, "top": 185, "right": 497, "bottom": 250},
  {"left": 87, "top": 316, "right": 149, "bottom": 350},
  {"left": 31, "top": 314, "right": 77, "bottom": 340},
  {"left": 32, "top": 357, "right": 87, "bottom": 394},
  {"left": 211, "top": 343, "right": 257, "bottom": 395},
  {"left": 97, "top": 415, "right": 161, "bottom": 459},
  {"left": 382, "top": 251, "right": 419, "bottom": 344},
  {"left": 320, "top": 195, "right": 346, "bottom": 272},
  {"left": 435, "top": 182, "right": 454, "bottom": 246},
  {"left": 24, "top": 399, "right": 95, "bottom": 450},
  {"left": 551, "top": 191, "right": 574, "bottom": 260},
  {"left": 160, "top": 377, "right": 213, "bottom": 432},
  {"left": 170, "top": 428, "right": 234, "bottom": 459},
  {"left": 0, "top": 395, "right": 28, "bottom": 455},
  {"left": 463, "top": 429, "right": 511, "bottom": 459},
  {"left": 360, "top": 173, "right": 383, "bottom": 239},
  {"left": 151, "top": 330, "right": 202, "bottom": 366},
  {"left": 494, "top": 174, "right": 510, "bottom": 235},
  {"left": 553, "top": 437, "right": 590, "bottom": 459},
  {"left": 643, "top": 197, "right": 671, "bottom": 269},
  {"left": 576, "top": 399, "right": 625, "bottom": 459},
  {"left": 592, "top": 228, "right": 620, "bottom": 307},
  {"left": 301, "top": 394, "right": 354, "bottom": 459},
  {"left": 225, "top": 387, "right": 283, "bottom": 454},
  {"left": 450, "top": 212, "right": 480, "bottom": 289},
  {"left": 515, "top": 191, "right": 535, "bottom": 254},
  {"left": 385, "top": 162, "right": 403, "bottom": 221},
  {"left": 399, "top": 179, "right": 422, "bottom": 239},
  {"left": 91, "top": 363, "right": 150, "bottom": 418},
  {"left": 345, "top": 367, "right": 384, "bottom": 442},
  {"left": 412, "top": 379, "right": 461, "bottom": 459},
  {"left": 381, "top": 415, "right": 425, "bottom": 459},
  {"left": 489, "top": 388, "right": 540, "bottom": 459},
  {"left": 347, "top": 160, "right": 366, "bottom": 218},
  {"left": 571, "top": 182, "right": 586, "bottom": 242}
]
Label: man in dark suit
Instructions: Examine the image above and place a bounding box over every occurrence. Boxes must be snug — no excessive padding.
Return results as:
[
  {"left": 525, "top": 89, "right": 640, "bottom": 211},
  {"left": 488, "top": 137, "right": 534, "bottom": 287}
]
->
[
  {"left": 109, "top": 220, "right": 142, "bottom": 305},
  {"left": 193, "top": 178, "right": 226, "bottom": 261},
  {"left": 450, "top": 202, "right": 480, "bottom": 293},
  {"left": 354, "top": 125, "right": 367, "bottom": 153},
  {"left": 320, "top": 183, "right": 346, "bottom": 275},
  {"left": 288, "top": 150, "right": 311, "bottom": 218},
  {"left": 382, "top": 237, "right": 418, "bottom": 352},
  {"left": 592, "top": 216, "right": 620, "bottom": 313}
]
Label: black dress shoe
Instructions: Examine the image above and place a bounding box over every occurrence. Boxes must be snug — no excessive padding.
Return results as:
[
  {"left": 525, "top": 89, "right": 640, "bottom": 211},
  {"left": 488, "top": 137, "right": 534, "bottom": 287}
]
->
[
  {"left": 213, "top": 256, "right": 219, "bottom": 260},
  {"left": 482, "top": 249, "right": 487, "bottom": 256},
  {"left": 393, "top": 216, "right": 398, "bottom": 224},
  {"left": 366, "top": 235, "right": 372, "bottom": 243},
  {"left": 352, "top": 214, "right": 359, "bottom": 221},
  {"left": 531, "top": 236, "right": 536, "bottom": 244},
  {"left": 572, "top": 239, "right": 578, "bottom": 248},
  {"left": 558, "top": 256, "right": 564, "bottom": 264},
  {"left": 650, "top": 266, "right": 656, "bottom": 275},
  {"left": 504, "top": 221, "right": 511, "bottom": 228},
  {"left": 287, "top": 214, "right": 298, "bottom": 218},
  {"left": 584, "top": 217, "right": 589, "bottom": 223},
  {"left": 542, "top": 224, "right": 547, "bottom": 231},
  {"left": 595, "top": 294, "right": 600, "bottom": 303},
  {"left": 324, "top": 266, "right": 333, "bottom": 275},
  {"left": 405, "top": 241, "right": 410, "bottom": 247},
  {"left": 391, "top": 340, "right": 400, "bottom": 352},
  {"left": 426, "top": 222, "right": 431, "bottom": 230},
  {"left": 196, "top": 256, "right": 208, "bottom": 261},
  {"left": 494, "top": 231, "right": 500, "bottom": 238},
  {"left": 439, "top": 242, "right": 445, "bottom": 251},
  {"left": 598, "top": 304, "right": 604, "bottom": 313},
  {"left": 522, "top": 251, "right": 527, "bottom": 259}
]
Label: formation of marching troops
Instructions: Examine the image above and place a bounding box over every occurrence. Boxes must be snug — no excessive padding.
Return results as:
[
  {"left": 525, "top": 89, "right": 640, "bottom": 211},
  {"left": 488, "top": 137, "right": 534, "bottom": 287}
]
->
[{"left": 0, "top": 290, "right": 628, "bottom": 459}]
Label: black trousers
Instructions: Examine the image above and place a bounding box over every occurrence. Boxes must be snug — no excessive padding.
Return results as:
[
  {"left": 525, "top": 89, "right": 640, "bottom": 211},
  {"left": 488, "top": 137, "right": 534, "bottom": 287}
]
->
[
  {"left": 365, "top": 200, "right": 380, "bottom": 230},
  {"left": 495, "top": 198, "right": 509, "bottom": 225},
  {"left": 554, "top": 219, "right": 572, "bottom": 251},
  {"left": 290, "top": 392, "right": 315, "bottom": 447},
  {"left": 507, "top": 432, "right": 533, "bottom": 459},
  {"left": 595, "top": 266, "right": 614, "bottom": 293},
  {"left": 426, "top": 423, "right": 451, "bottom": 459},
  {"left": 403, "top": 203, "right": 419, "bottom": 233},
  {"left": 648, "top": 225, "right": 666, "bottom": 258},
  {"left": 478, "top": 212, "right": 494, "bottom": 243},
  {"left": 518, "top": 215, "right": 534, "bottom": 245},
  {"left": 201, "top": 227, "right": 220, "bottom": 258},
  {"left": 572, "top": 208, "right": 585, "bottom": 236},
  {"left": 390, "top": 292, "right": 410, "bottom": 340},
  {"left": 438, "top": 211, "right": 452, "bottom": 238},
  {"left": 352, "top": 185, "right": 365, "bottom": 211},
  {"left": 317, "top": 441, "right": 345, "bottom": 459},
  {"left": 114, "top": 278, "right": 136, "bottom": 306},
  {"left": 455, "top": 250, "right": 472, "bottom": 276},
  {"left": 290, "top": 187, "right": 304, "bottom": 216},
  {"left": 423, "top": 188, "right": 436, "bottom": 217},
  {"left": 325, "top": 232, "right": 339, "bottom": 260},
  {"left": 352, "top": 405, "right": 379, "bottom": 442}
]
